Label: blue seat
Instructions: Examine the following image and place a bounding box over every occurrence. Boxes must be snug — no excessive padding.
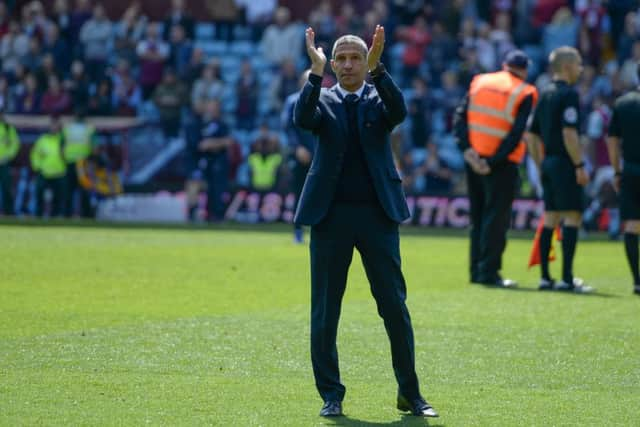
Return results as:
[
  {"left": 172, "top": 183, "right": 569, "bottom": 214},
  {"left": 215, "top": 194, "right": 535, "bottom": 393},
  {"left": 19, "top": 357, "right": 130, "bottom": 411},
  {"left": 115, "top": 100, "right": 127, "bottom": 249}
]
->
[
  {"left": 229, "top": 40, "right": 256, "bottom": 57},
  {"left": 195, "top": 22, "right": 215, "bottom": 40},
  {"left": 195, "top": 40, "right": 227, "bottom": 57}
]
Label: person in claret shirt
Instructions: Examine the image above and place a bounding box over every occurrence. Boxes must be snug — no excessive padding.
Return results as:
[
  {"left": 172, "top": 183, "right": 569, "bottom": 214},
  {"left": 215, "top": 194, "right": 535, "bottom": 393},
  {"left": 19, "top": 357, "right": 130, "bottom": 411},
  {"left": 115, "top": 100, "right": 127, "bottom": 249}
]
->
[
  {"left": 136, "top": 22, "right": 170, "bottom": 100},
  {"left": 40, "top": 74, "right": 71, "bottom": 115},
  {"left": 395, "top": 15, "right": 430, "bottom": 86}
]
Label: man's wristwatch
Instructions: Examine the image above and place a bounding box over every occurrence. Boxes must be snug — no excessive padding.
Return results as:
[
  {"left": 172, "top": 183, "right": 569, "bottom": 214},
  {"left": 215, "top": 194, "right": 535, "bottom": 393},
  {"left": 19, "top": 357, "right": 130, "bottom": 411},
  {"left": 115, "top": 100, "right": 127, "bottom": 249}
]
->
[{"left": 369, "top": 62, "right": 386, "bottom": 78}]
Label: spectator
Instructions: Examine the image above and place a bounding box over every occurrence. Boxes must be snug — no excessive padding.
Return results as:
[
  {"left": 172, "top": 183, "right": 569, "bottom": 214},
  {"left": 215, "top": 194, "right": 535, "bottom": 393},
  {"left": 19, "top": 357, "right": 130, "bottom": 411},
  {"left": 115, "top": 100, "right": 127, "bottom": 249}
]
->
[
  {"left": 474, "top": 22, "right": 498, "bottom": 72},
  {"left": 52, "top": 0, "right": 72, "bottom": 42},
  {"left": 211, "top": 0, "right": 238, "bottom": 43},
  {"left": 20, "top": 1, "right": 48, "bottom": 40},
  {"left": 136, "top": 22, "right": 170, "bottom": 100},
  {"left": 362, "top": 10, "right": 380, "bottom": 48},
  {"left": 181, "top": 46, "right": 206, "bottom": 87},
  {"left": 335, "top": 2, "right": 363, "bottom": 36},
  {"left": 111, "top": 59, "right": 141, "bottom": 116},
  {"left": 396, "top": 15, "right": 430, "bottom": 84},
  {"left": 22, "top": 36, "right": 44, "bottom": 75},
  {"left": 69, "top": 0, "right": 93, "bottom": 48},
  {"left": 79, "top": 3, "right": 113, "bottom": 82},
  {"left": 0, "top": 76, "right": 10, "bottom": 111},
  {"left": 585, "top": 95, "right": 612, "bottom": 171},
  {"left": 406, "top": 77, "right": 434, "bottom": 148},
  {"left": 33, "top": 53, "right": 56, "bottom": 92},
  {"left": 434, "top": 70, "right": 463, "bottom": 132},
  {"left": 30, "top": 114, "right": 67, "bottom": 217},
  {"left": 88, "top": 77, "right": 114, "bottom": 116},
  {"left": 234, "top": 0, "right": 277, "bottom": 42},
  {"left": 532, "top": 0, "right": 568, "bottom": 30},
  {"left": 490, "top": 12, "right": 516, "bottom": 64},
  {"left": 235, "top": 59, "right": 258, "bottom": 131},
  {"left": 0, "top": 20, "right": 30, "bottom": 76},
  {"left": 541, "top": 7, "right": 579, "bottom": 58},
  {"left": 191, "top": 59, "right": 224, "bottom": 115},
  {"left": 113, "top": 2, "right": 148, "bottom": 66},
  {"left": 260, "top": 6, "right": 302, "bottom": 66},
  {"left": 64, "top": 60, "right": 90, "bottom": 112},
  {"left": 620, "top": 40, "right": 640, "bottom": 89},
  {"left": 40, "top": 74, "right": 71, "bottom": 115},
  {"left": 15, "top": 72, "right": 41, "bottom": 114},
  {"left": 420, "top": 142, "right": 453, "bottom": 194},
  {"left": 62, "top": 107, "right": 97, "bottom": 217},
  {"left": 426, "top": 21, "right": 457, "bottom": 85},
  {"left": 578, "top": 0, "right": 606, "bottom": 67},
  {"left": 0, "top": 3, "right": 9, "bottom": 39},
  {"left": 617, "top": 11, "right": 638, "bottom": 64},
  {"left": 308, "top": 1, "right": 336, "bottom": 47},
  {"left": 168, "top": 24, "right": 193, "bottom": 78},
  {"left": 43, "top": 24, "right": 72, "bottom": 78},
  {"left": 190, "top": 99, "right": 233, "bottom": 221},
  {"left": 458, "top": 48, "right": 485, "bottom": 89},
  {"left": 268, "top": 58, "right": 299, "bottom": 114},
  {"left": 152, "top": 67, "right": 188, "bottom": 139},
  {"left": 163, "top": 0, "right": 194, "bottom": 40},
  {"left": 248, "top": 126, "right": 283, "bottom": 192}
]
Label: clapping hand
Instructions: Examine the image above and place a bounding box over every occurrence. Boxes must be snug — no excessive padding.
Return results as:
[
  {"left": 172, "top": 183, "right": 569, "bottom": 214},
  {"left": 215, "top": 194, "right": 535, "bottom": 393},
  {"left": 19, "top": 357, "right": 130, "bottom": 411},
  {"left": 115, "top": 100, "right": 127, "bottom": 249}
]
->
[
  {"left": 305, "top": 27, "right": 326, "bottom": 76},
  {"left": 368, "top": 25, "right": 385, "bottom": 71}
]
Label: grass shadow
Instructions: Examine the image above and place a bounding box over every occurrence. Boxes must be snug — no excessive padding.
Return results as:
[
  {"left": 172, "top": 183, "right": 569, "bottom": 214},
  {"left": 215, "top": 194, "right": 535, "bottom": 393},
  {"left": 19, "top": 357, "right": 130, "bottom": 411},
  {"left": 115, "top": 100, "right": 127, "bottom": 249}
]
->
[
  {"left": 472, "top": 284, "right": 619, "bottom": 298},
  {"left": 322, "top": 414, "right": 444, "bottom": 427}
]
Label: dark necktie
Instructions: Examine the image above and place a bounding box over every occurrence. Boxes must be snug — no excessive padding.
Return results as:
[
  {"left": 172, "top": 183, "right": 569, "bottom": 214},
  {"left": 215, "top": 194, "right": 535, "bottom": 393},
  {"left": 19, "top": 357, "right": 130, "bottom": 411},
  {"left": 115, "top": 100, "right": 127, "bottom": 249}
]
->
[
  {"left": 344, "top": 94, "right": 359, "bottom": 139},
  {"left": 345, "top": 93, "right": 359, "bottom": 104}
]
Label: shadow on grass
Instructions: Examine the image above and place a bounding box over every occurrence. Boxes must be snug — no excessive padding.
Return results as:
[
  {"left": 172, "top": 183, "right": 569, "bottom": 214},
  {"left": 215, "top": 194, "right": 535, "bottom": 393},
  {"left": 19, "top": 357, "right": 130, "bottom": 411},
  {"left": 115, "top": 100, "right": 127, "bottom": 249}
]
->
[
  {"left": 472, "top": 283, "right": 618, "bottom": 298},
  {"left": 322, "top": 414, "right": 444, "bottom": 427}
]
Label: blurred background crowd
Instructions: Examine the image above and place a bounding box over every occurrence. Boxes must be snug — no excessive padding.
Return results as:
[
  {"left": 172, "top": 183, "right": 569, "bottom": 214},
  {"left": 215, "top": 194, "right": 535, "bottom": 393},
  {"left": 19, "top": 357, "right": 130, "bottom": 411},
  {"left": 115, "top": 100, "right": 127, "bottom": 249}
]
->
[{"left": 0, "top": 0, "right": 635, "bottom": 229}]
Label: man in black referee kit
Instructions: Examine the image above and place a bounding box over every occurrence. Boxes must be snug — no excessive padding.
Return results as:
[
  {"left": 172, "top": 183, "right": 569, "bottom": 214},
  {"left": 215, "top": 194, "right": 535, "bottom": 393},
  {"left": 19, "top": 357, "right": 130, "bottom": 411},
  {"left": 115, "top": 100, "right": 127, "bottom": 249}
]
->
[
  {"left": 527, "top": 46, "right": 594, "bottom": 293},
  {"left": 607, "top": 63, "right": 640, "bottom": 295}
]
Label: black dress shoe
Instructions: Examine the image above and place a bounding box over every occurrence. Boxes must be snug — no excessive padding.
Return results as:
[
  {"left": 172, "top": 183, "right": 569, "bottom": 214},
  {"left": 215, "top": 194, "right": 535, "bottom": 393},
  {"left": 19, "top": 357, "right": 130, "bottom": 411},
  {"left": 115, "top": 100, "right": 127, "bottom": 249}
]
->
[
  {"left": 397, "top": 395, "right": 439, "bottom": 417},
  {"left": 476, "top": 276, "right": 518, "bottom": 288},
  {"left": 319, "top": 400, "right": 343, "bottom": 417}
]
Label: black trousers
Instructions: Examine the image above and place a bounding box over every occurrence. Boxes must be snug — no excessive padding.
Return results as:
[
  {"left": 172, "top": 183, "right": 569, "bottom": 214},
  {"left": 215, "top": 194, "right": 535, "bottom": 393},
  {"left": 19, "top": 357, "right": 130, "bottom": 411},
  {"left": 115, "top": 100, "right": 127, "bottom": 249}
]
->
[
  {"left": 64, "top": 164, "right": 92, "bottom": 217},
  {"left": 0, "top": 164, "right": 14, "bottom": 215},
  {"left": 466, "top": 162, "right": 518, "bottom": 282},
  {"left": 36, "top": 175, "right": 67, "bottom": 217},
  {"left": 309, "top": 202, "right": 420, "bottom": 402}
]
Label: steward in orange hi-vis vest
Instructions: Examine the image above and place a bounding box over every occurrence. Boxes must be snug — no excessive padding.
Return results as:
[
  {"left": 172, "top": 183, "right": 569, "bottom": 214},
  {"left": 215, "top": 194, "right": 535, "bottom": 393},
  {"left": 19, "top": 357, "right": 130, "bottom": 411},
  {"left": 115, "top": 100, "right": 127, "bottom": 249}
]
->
[
  {"left": 467, "top": 70, "right": 538, "bottom": 164},
  {"left": 454, "top": 49, "right": 537, "bottom": 288}
]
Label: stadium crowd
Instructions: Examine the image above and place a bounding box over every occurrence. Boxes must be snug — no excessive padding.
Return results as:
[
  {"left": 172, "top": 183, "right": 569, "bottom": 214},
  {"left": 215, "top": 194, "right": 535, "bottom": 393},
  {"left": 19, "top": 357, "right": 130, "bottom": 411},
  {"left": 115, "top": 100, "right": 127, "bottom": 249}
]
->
[{"left": 0, "top": 0, "right": 637, "bottom": 229}]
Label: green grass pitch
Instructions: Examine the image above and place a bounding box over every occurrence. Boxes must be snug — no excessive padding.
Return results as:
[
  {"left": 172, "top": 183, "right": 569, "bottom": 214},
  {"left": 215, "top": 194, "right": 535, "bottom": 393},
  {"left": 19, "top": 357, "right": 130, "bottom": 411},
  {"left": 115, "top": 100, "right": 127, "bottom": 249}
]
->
[{"left": 0, "top": 225, "right": 638, "bottom": 426}]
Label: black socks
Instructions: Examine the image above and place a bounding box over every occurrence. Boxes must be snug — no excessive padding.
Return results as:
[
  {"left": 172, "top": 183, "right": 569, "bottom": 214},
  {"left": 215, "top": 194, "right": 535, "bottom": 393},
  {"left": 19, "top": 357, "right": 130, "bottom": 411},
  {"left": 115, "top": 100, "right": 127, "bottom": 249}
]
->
[
  {"left": 624, "top": 233, "right": 640, "bottom": 285},
  {"left": 561, "top": 226, "right": 578, "bottom": 284},
  {"left": 539, "top": 227, "right": 554, "bottom": 280}
]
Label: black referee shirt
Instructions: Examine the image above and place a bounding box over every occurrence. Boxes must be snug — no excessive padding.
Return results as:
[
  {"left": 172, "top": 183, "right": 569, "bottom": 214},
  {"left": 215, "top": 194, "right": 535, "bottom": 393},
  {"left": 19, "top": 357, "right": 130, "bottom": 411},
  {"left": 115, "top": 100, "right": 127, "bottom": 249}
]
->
[
  {"left": 529, "top": 80, "right": 580, "bottom": 159},
  {"left": 608, "top": 88, "right": 640, "bottom": 169}
]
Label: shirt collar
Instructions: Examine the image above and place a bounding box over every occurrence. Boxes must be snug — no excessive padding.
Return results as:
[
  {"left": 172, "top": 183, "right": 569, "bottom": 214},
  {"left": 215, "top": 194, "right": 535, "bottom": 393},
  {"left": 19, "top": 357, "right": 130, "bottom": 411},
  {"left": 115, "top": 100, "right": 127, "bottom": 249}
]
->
[{"left": 337, "top": 82, "right": 365, "bottom": 100}]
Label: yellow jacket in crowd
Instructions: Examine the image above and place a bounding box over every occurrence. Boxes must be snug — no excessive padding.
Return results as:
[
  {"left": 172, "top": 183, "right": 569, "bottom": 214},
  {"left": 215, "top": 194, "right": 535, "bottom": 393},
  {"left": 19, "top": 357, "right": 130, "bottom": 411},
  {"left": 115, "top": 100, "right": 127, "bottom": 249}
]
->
[
  {"left": 0, "top": 122, "right": 20, "bottom": 165},
  {"left": 30, "top": 133, "right": 66, "bottom": 178},
  {"left": 63, "top": 121, "right": 96, "bottom": 164}
]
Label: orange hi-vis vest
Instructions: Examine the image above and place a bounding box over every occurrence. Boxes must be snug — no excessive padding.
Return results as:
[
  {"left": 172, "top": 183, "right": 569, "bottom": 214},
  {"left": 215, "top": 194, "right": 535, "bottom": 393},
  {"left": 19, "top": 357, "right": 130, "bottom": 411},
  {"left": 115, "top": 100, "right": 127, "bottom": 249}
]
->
[{"left": 467, "top": 70, "right": 538, "bottom": 164}]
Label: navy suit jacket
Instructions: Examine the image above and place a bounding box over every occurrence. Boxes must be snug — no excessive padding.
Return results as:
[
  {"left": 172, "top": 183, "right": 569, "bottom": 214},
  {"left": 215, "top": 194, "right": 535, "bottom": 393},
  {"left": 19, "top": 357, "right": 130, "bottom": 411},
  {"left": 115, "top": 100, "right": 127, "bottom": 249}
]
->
[{"left": 293, "top": 71, "right": 410, "bottom": 226}]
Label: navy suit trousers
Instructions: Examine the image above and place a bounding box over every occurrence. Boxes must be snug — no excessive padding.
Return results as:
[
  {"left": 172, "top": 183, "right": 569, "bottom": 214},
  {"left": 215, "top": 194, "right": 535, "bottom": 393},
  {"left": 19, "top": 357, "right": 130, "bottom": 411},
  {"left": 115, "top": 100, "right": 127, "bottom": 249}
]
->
[{"left": 309, "top": 202, "right": 420, "bottom": 402}]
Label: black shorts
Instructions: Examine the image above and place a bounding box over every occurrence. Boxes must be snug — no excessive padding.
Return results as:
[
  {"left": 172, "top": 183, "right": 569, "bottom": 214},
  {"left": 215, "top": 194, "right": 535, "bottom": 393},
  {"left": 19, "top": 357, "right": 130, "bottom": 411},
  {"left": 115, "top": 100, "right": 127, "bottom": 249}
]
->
[
  {"left": 541, "top": 156, "right": 584, "bottom": 212},
  {"left": 620, "top": 174, "right": 640, "bottom": 220}
]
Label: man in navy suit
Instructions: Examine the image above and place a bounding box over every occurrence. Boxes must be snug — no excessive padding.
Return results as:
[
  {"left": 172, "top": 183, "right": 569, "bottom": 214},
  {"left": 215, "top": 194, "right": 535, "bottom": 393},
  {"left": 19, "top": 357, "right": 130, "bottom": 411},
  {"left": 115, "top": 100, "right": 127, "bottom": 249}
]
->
[{"left": 294, "top": 25, "right": 438, "bottom": 418}]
